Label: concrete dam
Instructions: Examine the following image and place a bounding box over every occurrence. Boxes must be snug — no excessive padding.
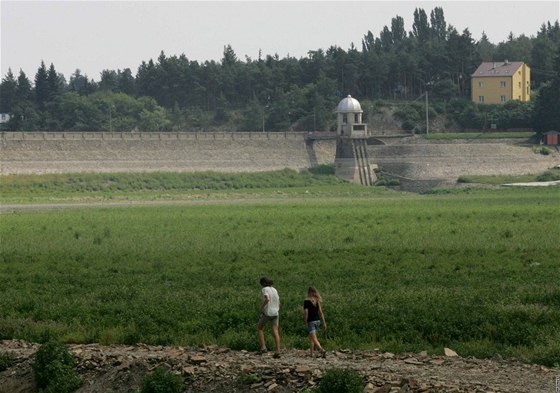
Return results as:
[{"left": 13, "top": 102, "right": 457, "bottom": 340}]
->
[{"left": 1, "top": 132, "right": 559, "bottom": 186}]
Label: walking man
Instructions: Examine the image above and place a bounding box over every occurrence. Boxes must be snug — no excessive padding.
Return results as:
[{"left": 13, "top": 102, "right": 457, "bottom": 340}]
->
[{"left": 257, "top": 276, "right": 281, "bottom": 358}]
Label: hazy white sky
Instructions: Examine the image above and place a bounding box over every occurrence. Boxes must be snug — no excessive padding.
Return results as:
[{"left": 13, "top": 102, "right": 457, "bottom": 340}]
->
[{"left": 1, "top": 1, "right": 559, "bottom": 81}]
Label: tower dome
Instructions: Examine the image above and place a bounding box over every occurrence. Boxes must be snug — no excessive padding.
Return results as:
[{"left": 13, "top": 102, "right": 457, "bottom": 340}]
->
[{"left": 336, "top": 95, "right": 362, "bottom": 113}]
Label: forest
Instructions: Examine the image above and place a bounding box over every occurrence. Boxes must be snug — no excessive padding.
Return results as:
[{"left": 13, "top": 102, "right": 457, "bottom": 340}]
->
[{"left": 1, "top": 8, "right": 559, "bottom": 133}]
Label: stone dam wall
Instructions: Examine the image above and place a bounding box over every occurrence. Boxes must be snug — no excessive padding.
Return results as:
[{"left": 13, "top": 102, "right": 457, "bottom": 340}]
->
[
  {"left": 370, "top": 136, "right": 560, "bottom": 182},
  {"left": 0, "top": 132, "right": 335, "bottom": 175},
  {"left": 1, "top": 132, "right": 559, "bottom": 183}
]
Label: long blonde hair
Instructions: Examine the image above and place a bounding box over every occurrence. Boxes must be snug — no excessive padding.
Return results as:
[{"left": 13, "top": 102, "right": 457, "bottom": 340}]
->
[{"left": 307, "top": 286, "right": 322, "bottom": 305}]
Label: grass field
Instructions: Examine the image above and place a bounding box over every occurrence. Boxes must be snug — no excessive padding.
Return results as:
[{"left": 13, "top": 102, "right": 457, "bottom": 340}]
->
[{"left": 0, "top": 172, "right": 559, "bottom": 366}]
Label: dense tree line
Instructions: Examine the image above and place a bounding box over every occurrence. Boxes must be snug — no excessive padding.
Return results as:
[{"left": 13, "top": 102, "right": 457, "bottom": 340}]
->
[{"left": 1, "top": 8, "right": 559, "bottom": 133}]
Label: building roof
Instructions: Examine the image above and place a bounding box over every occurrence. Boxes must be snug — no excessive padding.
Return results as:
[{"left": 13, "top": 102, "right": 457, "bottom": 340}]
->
[
  {"left": 472, "top": 61, "right": 525, "bottom": 77},
  {"left": 336, "top": 95, "right": 362, "bottom": 113}
]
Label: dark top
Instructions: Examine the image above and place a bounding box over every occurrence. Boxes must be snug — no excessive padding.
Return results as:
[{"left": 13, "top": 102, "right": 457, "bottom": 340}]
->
[{"left": 304, "top": 299, "right": 320, "bottom": 322}]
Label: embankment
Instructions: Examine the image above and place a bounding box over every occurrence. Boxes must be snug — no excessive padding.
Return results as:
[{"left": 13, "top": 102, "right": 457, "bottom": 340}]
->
[
  {"left": 1, "top": 132, "right": 558, "bottom": 184},
  {"left": 0, "top": 132, "right": 335, "bottom": 175}
]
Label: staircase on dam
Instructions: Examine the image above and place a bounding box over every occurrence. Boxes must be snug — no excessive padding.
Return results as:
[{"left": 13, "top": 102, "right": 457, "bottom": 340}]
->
[{"left": 334, "top": 138, "right": 375, "bottom": 186}]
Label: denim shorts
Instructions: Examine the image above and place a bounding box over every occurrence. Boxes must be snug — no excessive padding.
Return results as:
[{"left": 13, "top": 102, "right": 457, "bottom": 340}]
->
[{"left": 307, "top": 320, "right": 321, "bottom": 333}]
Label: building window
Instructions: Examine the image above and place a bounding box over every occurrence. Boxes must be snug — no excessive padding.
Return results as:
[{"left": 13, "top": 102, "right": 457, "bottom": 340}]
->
[
  {"left": 527, "top": 86, "right": 529, "bottom": 94},
  {"left": 500, "top": 81, "right": 506, "bottom": 88},
  {"left": 478, "top": 96, "right": 484, "bottom": 103},
  {"left": 501, "top": 95, "right": 507, "bottom": 102},
  {"left": 519, "top": 82, "right": 521, "bottom": 88},
  {"left": 478, "top": 81, "right": 484, "bottom": 88},
  {"left": 342, "top": 114, "right": 347, "bottom": 124}
]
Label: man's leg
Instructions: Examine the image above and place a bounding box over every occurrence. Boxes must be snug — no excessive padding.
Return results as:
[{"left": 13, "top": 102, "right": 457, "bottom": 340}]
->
[
  {"left": 272, "top": 324, "right": 281, "bottom": 353},
  {"left": 257, "top": 324, "right": 267, "bottom": 351}
]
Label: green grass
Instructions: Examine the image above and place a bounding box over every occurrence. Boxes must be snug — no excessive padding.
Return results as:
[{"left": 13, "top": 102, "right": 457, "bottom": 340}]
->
[
  {"left": 457, "top": 168, "right": 560, "bottom": 185},
  {"left": 425, "top": 132, "right": 536, "bottom": 140},
  {"left": 1, "top": 185, "right": 559, "bottom": 366},
  {"left": 0, "top": 168, "right": 395, "bottom": 204}
]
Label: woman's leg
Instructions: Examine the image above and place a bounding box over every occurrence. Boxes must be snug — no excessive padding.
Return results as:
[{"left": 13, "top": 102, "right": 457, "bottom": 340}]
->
[{"left": 308, "top": 332, "right": 315, "bottom": 355}]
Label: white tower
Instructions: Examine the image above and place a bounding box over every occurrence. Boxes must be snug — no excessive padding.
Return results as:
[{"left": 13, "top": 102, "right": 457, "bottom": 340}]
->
[
  {"left": 335, "top": 95, "right": 368, "bottom": 138},
  {"left": 334, "top": 95, "right": 375, "bottom": 185}
]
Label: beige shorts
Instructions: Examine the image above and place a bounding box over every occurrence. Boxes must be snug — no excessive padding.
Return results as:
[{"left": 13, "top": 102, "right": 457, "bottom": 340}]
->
[{"left": 258, "top": 313, "right": 279, "bottom": 326}]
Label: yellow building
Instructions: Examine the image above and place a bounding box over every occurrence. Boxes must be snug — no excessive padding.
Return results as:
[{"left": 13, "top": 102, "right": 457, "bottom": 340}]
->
[{"left": 471, "top": 61, "right": 530, "bottom": 104}]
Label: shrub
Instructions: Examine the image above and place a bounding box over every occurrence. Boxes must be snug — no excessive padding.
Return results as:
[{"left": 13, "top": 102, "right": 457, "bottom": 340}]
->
[
  {"left": 0, "top": 352, "right": 16, "bottom": 371},
  {"left": 536, "top": 171, "right": 560, "bottom": 182},
  {"left": 33, "top": 342, "right": 82, "bottom": 393},
  {"left": 317, "top": 368, "right": 364, "bottom": 393},
  {"left": 238, "top": 372, "right": 259, "bottom": 385},
  {"left": 375, "top": 177, "right": 400, "bottom": 186},
  {"left": 533, "top": 146, "right": 552, "bottom": 155},
  {"left": 308, "top": 164, "right": 335, "bottom": 175},
  {"left": 140, "top": 366, "right": 184, "bottom": 393}
]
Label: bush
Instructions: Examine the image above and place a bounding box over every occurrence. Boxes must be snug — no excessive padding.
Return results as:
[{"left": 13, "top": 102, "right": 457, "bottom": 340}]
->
[
  {"left": 140, "top": 367, "right": 184, "bottom": 393},
  {"left": 536, "top": 170, "right": 560, "bottom": 182},
  {"left": 538, "top": 147, "right": 552, "bottom": 155},
  {"left": 317, "top": 368, "right": 364, "bottom": 393},
  {"left": 375, "top": 177, "right": 400, "bottom": 186},
  {"left": 32, "top": 342, "right": 82, "bottom": 393},
  {"left": 0, "top": 352, "right": 16, "bottom": 371},
  {"left": 308, "top": 164, "right": 335, "bottom": 175}
]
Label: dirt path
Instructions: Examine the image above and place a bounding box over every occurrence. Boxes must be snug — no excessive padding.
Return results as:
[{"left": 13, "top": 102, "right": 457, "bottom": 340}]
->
[
  {"left": 0, "top": 340, "right": 556, "bottom": 392},
  {"left": 0, "top": 196, "right": 378, "bottom": 213}
]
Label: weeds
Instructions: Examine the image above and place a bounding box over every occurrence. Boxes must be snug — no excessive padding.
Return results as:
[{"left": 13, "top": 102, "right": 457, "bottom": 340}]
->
[
  {"left": 140, "top": 367, "right": 184, "bottom": 393},
  {"left": 32, "top": 342, "right": 82, "bottom": 393},
  {"left": 0, "top": 352, "right": 16, "bottom": 372},
  {"left": 317, "top": 368, "right": 364, "bottom": 393}
]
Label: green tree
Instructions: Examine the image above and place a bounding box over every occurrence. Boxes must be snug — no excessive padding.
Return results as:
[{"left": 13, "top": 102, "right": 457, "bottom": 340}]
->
[
  {"left": 47, "top": 63, "right": 64, "bottom": 99},
  {"left": 117, "top": 68, "right": 136, "bottom": 95},
  {"left": 68, "top": 69, "right": 89, "bottom": 94},
  {"left": 16, "top": 70, "right": 33, "bottom": 101},
  {"left": 533, "top": 44, "right": 560, "bottom": 133},
  {"left": 412, "top": 8, "right": 430, "bottom": 44},
  {"left": 430, "top": 7, "right": 447, "bottom": 41},
  {"left": 494, "top": 33, "right": 533, "bottom": 62},
  {"left": 99, "top": 69, "right": 119, "bottom": 91},
  {"left": 476, "top": 32, "right": 496, "bottom": 62},
  {"left": 0, "top": 69, "right": 17, "bottom": 112},
  {"left": 530, "top": 25, "right": 559, "bottom": 88},
  {"left": 35, "top": 61, "right": 49, "bottom": 109}
]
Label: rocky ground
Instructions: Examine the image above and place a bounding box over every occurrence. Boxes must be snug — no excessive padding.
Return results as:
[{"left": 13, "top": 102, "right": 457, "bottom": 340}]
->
[{"left": 0, "top": 340, "right": 556, "bottom": 393}]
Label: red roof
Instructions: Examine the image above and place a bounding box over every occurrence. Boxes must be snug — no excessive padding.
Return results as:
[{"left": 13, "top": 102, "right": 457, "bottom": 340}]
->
[{"left": 472, "top": 61, "right": 525, "bottom": 77}]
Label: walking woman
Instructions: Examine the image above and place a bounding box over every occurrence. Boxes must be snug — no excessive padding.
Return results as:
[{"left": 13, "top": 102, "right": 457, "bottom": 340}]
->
[{"left": 303, "top": 286, "right": 327, "bottom": 357}]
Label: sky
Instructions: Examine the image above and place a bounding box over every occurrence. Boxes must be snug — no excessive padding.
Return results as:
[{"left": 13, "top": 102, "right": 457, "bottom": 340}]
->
[{"left": 1, "top": 1, "right": 559, "bottom": 81}]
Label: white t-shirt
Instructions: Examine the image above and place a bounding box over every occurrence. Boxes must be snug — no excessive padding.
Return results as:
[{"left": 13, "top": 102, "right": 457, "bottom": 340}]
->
[{"left": 261, "top": 286, "right": 280, "bottom": 316}]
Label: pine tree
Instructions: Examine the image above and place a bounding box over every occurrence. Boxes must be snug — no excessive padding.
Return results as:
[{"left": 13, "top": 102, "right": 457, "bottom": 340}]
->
[
  {"left": 533, "top": 44, "right": 560, "bottom": 133},
  {"left": 0, "top": 69, "right": 17, "bottom": 112},
  {"left": 35, "top": 61, "right": 49, "bottom": 108}
]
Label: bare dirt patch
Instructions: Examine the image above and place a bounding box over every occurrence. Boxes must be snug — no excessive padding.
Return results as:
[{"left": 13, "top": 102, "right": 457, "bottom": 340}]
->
[{"left": 0, "top": 340, "right": 556, "bottom": 392}]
